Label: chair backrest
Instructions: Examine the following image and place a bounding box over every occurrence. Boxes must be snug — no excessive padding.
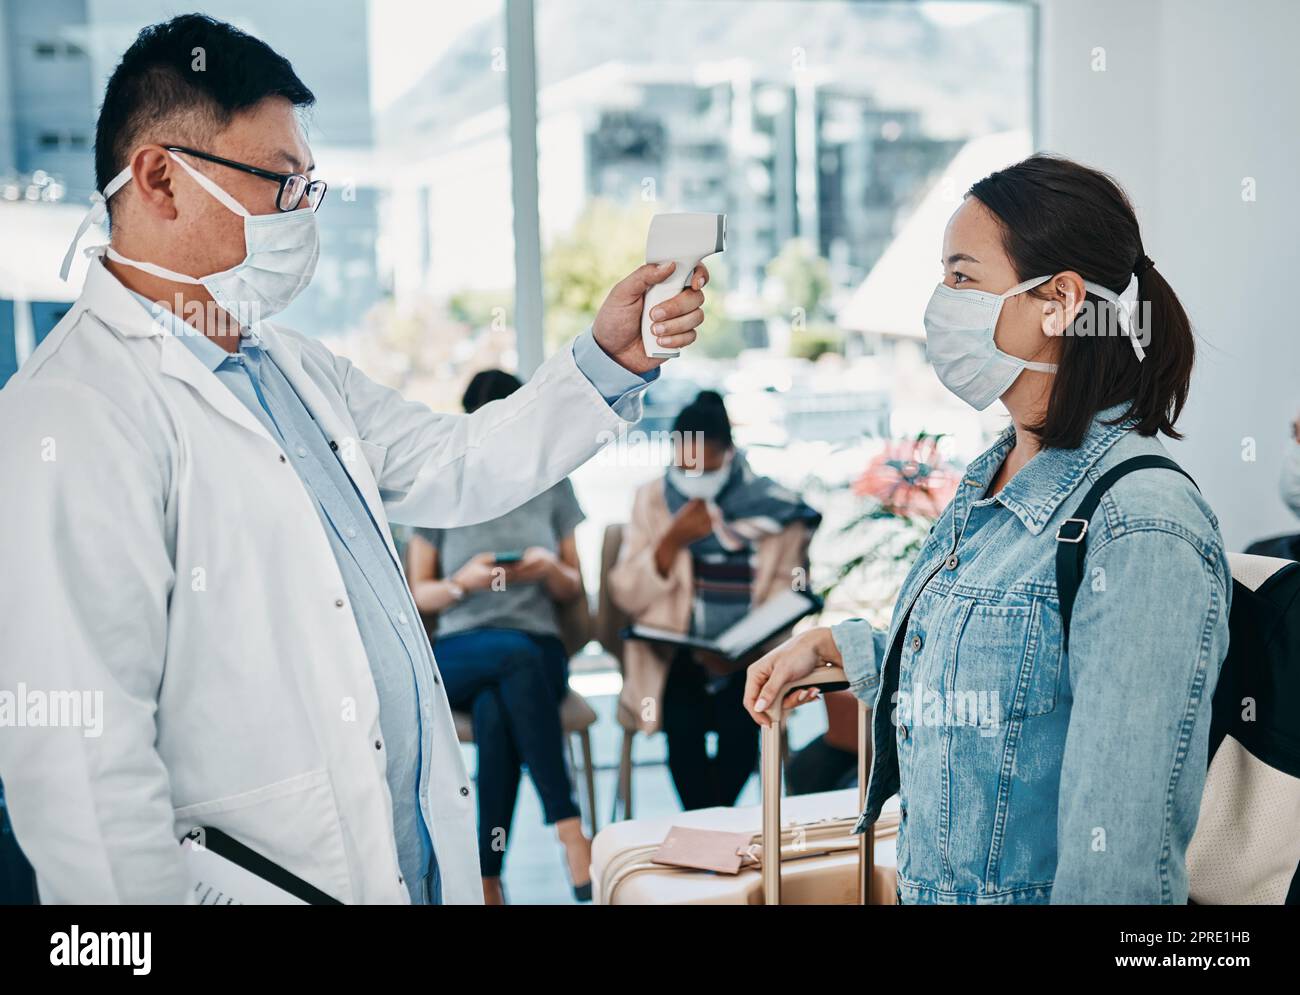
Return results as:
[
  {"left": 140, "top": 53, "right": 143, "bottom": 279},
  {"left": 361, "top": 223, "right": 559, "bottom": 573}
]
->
[
  {"left": 594, "top": 523, "right": 630, "bottom": 668},
  {"left": 556, "top": 565, "right": 594, "bottom": 657}
]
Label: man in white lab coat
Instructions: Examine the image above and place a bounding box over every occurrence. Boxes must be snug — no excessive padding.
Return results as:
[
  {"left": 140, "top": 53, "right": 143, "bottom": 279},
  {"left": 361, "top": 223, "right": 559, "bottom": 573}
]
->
[{"left": 0, "top": 14, "right": 708, "bottom": 904}]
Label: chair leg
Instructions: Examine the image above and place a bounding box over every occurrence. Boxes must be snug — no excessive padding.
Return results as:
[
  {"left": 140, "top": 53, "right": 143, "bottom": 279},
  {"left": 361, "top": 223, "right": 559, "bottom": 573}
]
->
[
  {"left": 615, "top": 728, "right": 635, "bottom": 822},
  {"left": 610, "top": 764, "right": 622, "bottom": 826},
  {"left": 578, "top": 729, "right": 598, "bottom": 838},
  {"left": 564, "top": 732, "right": 582, "bottom": 824}
]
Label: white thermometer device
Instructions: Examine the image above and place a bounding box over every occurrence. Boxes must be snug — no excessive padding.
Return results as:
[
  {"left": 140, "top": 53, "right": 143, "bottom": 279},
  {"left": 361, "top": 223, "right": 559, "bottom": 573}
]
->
[{"left": 641, "top": 212, "right": 726, "bottom": 359}]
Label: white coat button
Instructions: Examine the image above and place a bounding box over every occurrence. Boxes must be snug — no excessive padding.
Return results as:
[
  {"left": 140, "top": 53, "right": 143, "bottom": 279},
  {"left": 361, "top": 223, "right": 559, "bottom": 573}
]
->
[
  {"left": 459, "top": 787, "right": 469, "bottom": 797},
  {"left": 335, "top": 598, "right": 345, "bottom": 608},
  {"left": 278, "top": 454, "right": 287, "bottom": 463},
  {"left": 375, "top": 739, "right": 383, "bottom": 750}
]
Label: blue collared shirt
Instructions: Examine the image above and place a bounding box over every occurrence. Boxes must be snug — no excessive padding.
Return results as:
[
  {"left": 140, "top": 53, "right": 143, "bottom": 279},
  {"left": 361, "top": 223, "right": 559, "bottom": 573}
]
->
[{"left": 131, "top": 293, "right": 653, "bottom": 903}]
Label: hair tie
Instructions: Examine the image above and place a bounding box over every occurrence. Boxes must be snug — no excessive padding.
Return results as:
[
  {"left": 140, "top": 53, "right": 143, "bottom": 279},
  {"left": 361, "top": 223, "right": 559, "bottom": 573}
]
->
[{"left": 1133, "top": 254, "right": 1155, "bottom": 276}]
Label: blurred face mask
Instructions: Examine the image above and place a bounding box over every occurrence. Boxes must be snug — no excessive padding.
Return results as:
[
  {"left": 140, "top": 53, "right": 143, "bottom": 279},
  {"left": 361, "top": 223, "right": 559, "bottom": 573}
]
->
[
  {"left": 922, "top": 275, "right": 1058, "bottom": 410},
  {"left": 65, "top": 150, "right": 319, "bottom": 327},
  {"left": 668, "top": 451, "right": 733, "bottom": 501}
]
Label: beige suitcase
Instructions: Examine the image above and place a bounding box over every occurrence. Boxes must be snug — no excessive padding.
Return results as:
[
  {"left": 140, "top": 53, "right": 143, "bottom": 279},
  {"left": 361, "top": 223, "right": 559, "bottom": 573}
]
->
[{"left": 592, "top": 666, "right": 898, "bottom": 905}]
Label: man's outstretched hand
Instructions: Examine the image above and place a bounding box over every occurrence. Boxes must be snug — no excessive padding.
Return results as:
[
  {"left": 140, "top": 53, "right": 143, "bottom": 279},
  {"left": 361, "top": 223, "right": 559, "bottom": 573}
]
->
[{"left": 592, "top": 262, "right": 710, "bottom": 375}]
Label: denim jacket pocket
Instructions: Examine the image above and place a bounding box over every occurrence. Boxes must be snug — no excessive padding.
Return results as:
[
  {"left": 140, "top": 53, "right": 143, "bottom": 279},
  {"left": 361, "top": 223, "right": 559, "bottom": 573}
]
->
[{"left": 949, "top": 598, "right": 1062, "bottom": 727}]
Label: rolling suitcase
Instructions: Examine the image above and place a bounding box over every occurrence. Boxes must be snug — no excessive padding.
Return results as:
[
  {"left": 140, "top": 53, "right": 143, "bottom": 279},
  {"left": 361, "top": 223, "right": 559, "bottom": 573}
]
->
[{"left": 592, "top": 665, "right": 898, "bottom": 905}]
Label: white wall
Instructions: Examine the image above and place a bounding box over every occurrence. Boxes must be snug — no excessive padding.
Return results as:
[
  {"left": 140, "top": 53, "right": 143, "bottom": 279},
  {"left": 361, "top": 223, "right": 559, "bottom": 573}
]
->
[{"left": 1038, "top": 0, "right": 1300, "bottom": 550}]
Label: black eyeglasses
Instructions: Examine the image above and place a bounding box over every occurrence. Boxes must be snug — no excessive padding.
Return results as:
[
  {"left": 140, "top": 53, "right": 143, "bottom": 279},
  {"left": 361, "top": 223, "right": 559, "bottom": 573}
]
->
[{"left": 165, "top": 145, "right": 327, "bottom": 213}]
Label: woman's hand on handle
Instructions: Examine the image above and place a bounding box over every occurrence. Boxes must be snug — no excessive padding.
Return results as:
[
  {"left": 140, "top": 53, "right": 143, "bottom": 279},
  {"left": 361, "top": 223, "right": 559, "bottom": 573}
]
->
[{"left": 744, "top": 626, "right": 843, "bottom": 727}]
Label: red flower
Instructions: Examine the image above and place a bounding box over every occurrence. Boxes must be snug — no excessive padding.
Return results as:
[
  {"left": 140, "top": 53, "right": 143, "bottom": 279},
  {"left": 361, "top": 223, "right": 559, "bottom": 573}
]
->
[{"left": 852, "top": 435, "right": 960, "bottom": 519}]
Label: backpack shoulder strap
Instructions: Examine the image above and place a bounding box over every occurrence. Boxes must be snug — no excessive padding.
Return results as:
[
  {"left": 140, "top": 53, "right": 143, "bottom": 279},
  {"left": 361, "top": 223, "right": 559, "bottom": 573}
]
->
[{"left": 1056, "top": 455, "right": 1198, "bottom": 651}]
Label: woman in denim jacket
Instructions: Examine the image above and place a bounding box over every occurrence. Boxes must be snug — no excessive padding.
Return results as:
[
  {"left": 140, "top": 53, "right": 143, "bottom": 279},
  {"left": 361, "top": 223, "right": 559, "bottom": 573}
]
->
[{"left": 746, "top": 156, "right": 1230, "bottom": 904}]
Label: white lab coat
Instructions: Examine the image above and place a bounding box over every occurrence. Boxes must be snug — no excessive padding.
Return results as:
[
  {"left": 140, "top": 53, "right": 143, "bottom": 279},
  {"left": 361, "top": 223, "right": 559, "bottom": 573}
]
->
[{"left": 0, "top": 258, "right": 637, "bottom": 904}]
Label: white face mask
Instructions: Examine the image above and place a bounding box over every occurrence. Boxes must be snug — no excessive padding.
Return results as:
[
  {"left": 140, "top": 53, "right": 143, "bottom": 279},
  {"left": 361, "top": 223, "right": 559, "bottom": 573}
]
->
[
  {"left": 61, "top": 150, "right": 320, "bottom": 327},
  {"left": 668, "top": 452, "right": 733, "bottom": 501},
  {"left": 923, "top": 271, "right": 1148, "bottom": 411},
  {"left": 922, "top": 275, "right": 1060, "bottom": 411}
]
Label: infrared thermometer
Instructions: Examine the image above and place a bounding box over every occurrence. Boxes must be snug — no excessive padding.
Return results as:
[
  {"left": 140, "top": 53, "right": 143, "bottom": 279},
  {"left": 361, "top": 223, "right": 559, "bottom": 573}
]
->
[{"left": 641, "top": 212, "right": 726, "bottom": 359}]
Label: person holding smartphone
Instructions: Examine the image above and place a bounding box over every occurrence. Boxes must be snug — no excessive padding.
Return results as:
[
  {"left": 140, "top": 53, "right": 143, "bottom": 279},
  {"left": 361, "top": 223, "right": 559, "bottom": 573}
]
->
[{"left": 404, "top": 370, "right": 591, "bottom": 905}]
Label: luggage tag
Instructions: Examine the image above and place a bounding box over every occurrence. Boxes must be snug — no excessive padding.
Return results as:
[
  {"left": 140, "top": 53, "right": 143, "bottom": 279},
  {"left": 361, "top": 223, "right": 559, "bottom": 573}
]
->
[{"left": 652, "top": 827, "right": 757, "bottom": 875}]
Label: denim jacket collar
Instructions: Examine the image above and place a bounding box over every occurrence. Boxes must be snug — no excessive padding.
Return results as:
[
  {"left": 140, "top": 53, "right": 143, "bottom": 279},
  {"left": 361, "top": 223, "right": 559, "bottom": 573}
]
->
[{"left": 959, "top": 404, "right": 1136, "bottom": 536}]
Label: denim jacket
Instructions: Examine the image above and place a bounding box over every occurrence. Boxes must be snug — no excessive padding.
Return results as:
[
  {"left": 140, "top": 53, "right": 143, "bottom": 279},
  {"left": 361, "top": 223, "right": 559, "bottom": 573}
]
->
[{"left": 834, "top": 406, "right": 1231, "bottom": 904}]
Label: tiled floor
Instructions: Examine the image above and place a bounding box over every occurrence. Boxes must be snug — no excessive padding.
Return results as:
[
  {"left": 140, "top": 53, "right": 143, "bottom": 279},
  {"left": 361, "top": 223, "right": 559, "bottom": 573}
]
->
[{"left": 466, "top": 668, "right": 828, "bottom": 905}]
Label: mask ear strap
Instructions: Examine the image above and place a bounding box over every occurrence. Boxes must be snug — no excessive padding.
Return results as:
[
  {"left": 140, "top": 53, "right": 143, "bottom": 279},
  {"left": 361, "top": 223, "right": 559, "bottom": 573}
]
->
[
  {"left": 993, "top": 274, "right": 1063, "bottom": 375},
  {"left": 999, "top": 274, "right": 1054, "bottom": 299},
  {"left": 59, "top": 152, "right": 252, "bottom": 282},
  {"left": 1022, "top": 359, "right": 1059, "bottom": 374},
  {"left": 1000, "top": 275, "right": 1060, "bottom": 374},
  {"left": 1084, "top": 278, "right": 1146, "bottom": 362},
  {"left": 60, "top": 166, "right": 134, "bottom": 281},
  {"left": 168, "top": 151, "right": 251, "bottom": 218},
  {"left": 102, "top": 245, "right": 203, "bottom": 285}
]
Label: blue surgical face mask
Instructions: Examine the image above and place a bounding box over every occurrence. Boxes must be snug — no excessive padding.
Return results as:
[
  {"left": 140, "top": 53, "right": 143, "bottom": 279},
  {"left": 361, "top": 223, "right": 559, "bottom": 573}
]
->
[{"left": 922, "top": 275, "right": 1059, "bottom": 410}]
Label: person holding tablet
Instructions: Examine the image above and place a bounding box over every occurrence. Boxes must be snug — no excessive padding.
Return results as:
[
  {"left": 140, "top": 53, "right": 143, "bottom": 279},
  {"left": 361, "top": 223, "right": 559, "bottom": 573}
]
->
[{"left": 610, "top": 391, "right": 820, "bottom": 810}]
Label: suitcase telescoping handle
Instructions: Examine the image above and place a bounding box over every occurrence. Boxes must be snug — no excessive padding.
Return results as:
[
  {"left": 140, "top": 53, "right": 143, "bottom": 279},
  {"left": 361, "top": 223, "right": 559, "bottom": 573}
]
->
[{"left": 760, "top": 665, "right": 872, "bottom": 905}]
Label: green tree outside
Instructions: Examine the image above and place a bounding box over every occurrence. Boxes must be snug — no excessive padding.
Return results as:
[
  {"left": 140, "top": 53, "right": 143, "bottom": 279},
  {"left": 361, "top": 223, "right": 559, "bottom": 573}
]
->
[{"left": 543, "top": 198, "right": 736, "bottom": 356}]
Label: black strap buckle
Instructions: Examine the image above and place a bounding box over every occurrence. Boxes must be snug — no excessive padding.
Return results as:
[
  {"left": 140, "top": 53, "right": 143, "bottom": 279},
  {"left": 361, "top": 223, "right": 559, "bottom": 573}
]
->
[{"left": 1055, "top": 518, "right": 1089, "bottom": 544}]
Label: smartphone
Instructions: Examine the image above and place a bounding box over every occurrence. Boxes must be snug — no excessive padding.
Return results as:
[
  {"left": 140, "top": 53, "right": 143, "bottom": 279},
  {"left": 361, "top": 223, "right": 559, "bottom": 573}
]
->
[{"left": 493, "top": 550, "right": 524, "bottom": 565}]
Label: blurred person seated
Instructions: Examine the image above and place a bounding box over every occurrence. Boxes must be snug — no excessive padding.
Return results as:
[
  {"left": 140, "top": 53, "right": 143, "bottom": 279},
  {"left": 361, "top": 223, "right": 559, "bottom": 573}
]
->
[
  {"left": 609, "top": 391, "right": 820, "bottom": 810},
  {"left": 1244, "top": 409, "right": 1300, "bottom": 560},
  {"left": 404, "top": 370, "right": 591, "bottom": 905}
]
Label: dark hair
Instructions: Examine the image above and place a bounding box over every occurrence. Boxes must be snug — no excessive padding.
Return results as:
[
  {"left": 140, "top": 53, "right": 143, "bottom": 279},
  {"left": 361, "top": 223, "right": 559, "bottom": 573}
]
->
[
  {"left": 462, "top": 369, "right": 522, "bottom": 413},
  {"left": 969, "top": 154, "right": 1193, "bottom": 449},
  {"left": 672, "top": 389, "right": 733, "bottom": 449},
  {"left": 95, "top": 14, "right": 315, "bottom": 222}
]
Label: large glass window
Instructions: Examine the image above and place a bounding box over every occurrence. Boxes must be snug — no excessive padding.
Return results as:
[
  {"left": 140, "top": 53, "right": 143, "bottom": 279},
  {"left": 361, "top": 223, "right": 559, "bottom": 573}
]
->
[
  {"left": 532, "top": 0, "right": 1035, "bottom": 576},
  {"left": 2, "top": 0, "right": 1033, "bottom": 574},
  {"left": 0, "top": 0, "right": 515, "bottom": 413},
  {"left": 1, "top": 0, "right": 1035, "bottom": 599}
]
